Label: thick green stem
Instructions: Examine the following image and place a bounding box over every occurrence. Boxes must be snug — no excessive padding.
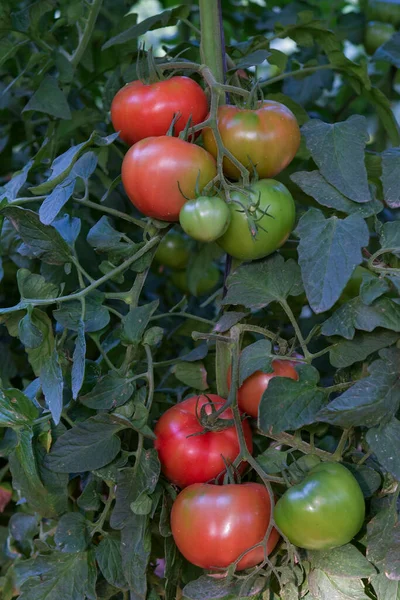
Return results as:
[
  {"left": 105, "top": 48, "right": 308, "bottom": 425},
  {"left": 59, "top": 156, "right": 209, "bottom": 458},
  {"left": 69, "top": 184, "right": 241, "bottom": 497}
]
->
[
  {"left": 199, "top": 0, "right": 225, "bottom": 85},
  {"left": 71, "top": 0, "right": 103, "bottom": 69}
]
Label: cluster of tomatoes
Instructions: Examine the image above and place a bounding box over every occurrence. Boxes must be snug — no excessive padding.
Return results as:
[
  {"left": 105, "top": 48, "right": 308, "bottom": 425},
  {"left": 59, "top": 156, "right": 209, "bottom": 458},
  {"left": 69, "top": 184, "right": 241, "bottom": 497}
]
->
[
  {"left": 363, "top": 0, "right": 400, "bottom": 55},
  {"left": 153, "top": 361, "right": 365, "bottom": 571},
  {"left": 111, "top": 75, "right": 365, "bottom": 571},
  {"left": 111, "top": 73, "right": 300, "bottom": 261}
]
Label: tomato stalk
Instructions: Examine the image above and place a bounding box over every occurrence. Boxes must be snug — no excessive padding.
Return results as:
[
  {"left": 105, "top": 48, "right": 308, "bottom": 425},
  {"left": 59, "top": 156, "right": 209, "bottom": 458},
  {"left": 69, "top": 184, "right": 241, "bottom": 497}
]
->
[{"left": 199, "top": 0, "right": 226, "bottom": 87}]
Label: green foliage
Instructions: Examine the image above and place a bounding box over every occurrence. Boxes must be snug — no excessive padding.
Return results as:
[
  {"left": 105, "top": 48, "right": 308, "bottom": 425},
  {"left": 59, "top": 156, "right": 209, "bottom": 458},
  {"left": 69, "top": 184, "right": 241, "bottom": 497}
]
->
[{"left": 0, "top": 0, "right": 399, "bottom": 599}]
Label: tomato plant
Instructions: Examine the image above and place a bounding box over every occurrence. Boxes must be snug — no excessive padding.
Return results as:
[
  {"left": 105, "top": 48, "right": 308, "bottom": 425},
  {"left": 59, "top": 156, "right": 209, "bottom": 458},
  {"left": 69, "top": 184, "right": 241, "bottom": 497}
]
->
[
  {"left": 154, "top": 395, "right": 253, "bottom": 488},
  {"left": 364, "top": 21, "right": 395, "bottom": 54},
  {"left": 154, "top": 230, "right": 190, "bottom": 269},
  {"left": 171, "top": 483, "right": 279, "bottom": 570},
  {"left": 111, "top": 77, "right": 208, "bottom": 146},
  {"left": 274, "top": 462, "right": 365, "bottom": 550},
  {"left": 217, "top": 179, "right": 296, "bottom": 260},
  {"left": 179, "top": 196, "right": 231, "bottom": 242},
  {"left": 202, "top": 101, "right": 301, "bottom": 179},
  {"left": 366, "top": 0, "right": 400, "bottom": 26},
  {"left": 228, "top": 359, "right": 299, "bottom": 418},
  {"left": 121, "top": 137, "right": 217, "bottom": 220}
]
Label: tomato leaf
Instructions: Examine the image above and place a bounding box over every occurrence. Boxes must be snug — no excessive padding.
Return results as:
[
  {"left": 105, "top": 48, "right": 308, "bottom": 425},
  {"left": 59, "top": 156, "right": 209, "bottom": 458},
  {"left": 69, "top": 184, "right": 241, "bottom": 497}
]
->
[
  {"left": 308, "top": 569, "right": 371, "bottom": 599},
  {"left": 121, "top": 514, "right": 151, "bottom": 600},
  {"left": 172, "top": 362, "right": 208, "bottom": 391},
  {"left": 259, "top": 364, "right": 327, "bottom": 433},
  {"left": 95, "top": 534, "right": 127, "bottom": 589},
  {"left": 291, "top": 170, "right": 382, "bottom": 217},
  {"left": 308, "top": 544, "right": 376, "bottom": 579},
  {"left": 223, "top": 254, "right": 303, "bottom": 309},
  {"left": 367, "top": 499, "right": 398, "bottom": 565},
  {"left": 121, "top": 301, "right": 159, "bottom": 345},
  {"left": 318, "top": 348, "right": 400, "bottom": 428},
  {"left": 55, "top": 513, "right": 90, "bottom": 553},
  {"left": 54, "top": 292, "right": 110, "bottom": 333},
  {"left": 71, "top": 323, "right": 86, "bottom": 400},
  {"left": 366, "top": 419, "right": 400, "bottom": 481},
  {"left": 40, "top": 349, "right": 63, "bottom": 425},
  {"left": 23, "top": 76, "right": 71, "bottom": 120},
  {"left": 381, "top": 149, "right": 400, "bottom": 209},
  {"left": 45, "top": 414, "right": 125, "bottom": 473},
  {"left": 329, "top": 330, "right": 399, "bottom": 368},
  {"left": 296, "top": 209, "right": 369, "bottom": 313},
  {"left": 374, "top": 31, "right": 400, "bottom": 68},
  {"left": 238, "top": 339, "right": 273, "bottom": 385},
  {"left": 301, "top": 116, "right": 371, "bottom": 203},
  {"left": 0, "top": 388, "right": 38, "bottom": 427},
  {"left": 321, "top": 297, "right": 400, "bottom": 339},
  {"left": 80, "top": 372, "right": 134, "bottom": 410}
]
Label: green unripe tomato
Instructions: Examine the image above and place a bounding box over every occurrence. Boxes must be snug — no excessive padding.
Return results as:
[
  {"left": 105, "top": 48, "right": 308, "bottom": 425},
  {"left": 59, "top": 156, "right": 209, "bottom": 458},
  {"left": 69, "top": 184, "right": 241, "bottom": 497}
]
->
[
  {"left": 217, "top": 179, "right": 296, "bottom": 261},
  {"left": 154, "top": 231, "right": 190, "bottom": 270},
  {"left": 179, "top": 196, "right": 231, "bottom": 243},
  {"left": 274, "top": 462, "right": 365, "bottom": 550},
  {"left": 171, "top": 264, "right": 220, "bottom": 296},
  {"left": 365, "top": 21, "right": 395, "bottom": 54},
  {"left": 367, "top": 0, "right": 400, "bottom": 27}
]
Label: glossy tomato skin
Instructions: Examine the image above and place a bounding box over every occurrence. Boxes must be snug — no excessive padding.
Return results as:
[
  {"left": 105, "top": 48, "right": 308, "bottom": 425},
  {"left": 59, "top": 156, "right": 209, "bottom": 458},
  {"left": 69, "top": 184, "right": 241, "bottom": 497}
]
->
[
  {"left": 170, "top": 264, "right": 220, "bottom": 296},
  {"left": 111, "top": 77, "right": 208, "bottom": 146},
  {"left": 154, "top": 231, "right": 190, "bottom": 269},
  {"left": 228, "top": 360, "right": 299, "bottom": 419},
  {"left": 154, "top": 395, "right": 253, "bottom": 488},
  {"left": 217, "top": 179, "right": 296, "bottom": 261},
  {"left": 179, "top": 196, "right": 231, "bottom": 242},
  {"left": 274, "top": 462, "right": 365, "bottom": 550},
  {"left": 364, "top": 20, "right": 395, "bottom": 54},
  {"left": 171, "top": 483, "right": 279, "bottom": 570},
  {"left": 202, "top": 101, "right": 300, "bottom": 180},
  {"left": 121, "top": 137, "right": 217, "bottom": 221}
]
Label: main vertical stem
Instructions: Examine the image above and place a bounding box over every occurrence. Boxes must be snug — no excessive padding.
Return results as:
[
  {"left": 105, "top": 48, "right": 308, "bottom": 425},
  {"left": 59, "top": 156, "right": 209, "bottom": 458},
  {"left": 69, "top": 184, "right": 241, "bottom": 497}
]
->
[{"left": 199, "top": 0, "right": 226, "bottom": 85}]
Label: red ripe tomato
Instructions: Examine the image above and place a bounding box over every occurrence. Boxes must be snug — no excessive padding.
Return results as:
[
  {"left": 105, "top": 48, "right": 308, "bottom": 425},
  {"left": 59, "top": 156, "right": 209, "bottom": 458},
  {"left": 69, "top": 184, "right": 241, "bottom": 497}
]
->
[
  {"left": 121, "top": 137, "right": 217, "bottom": 221},
  {"left": 202, "top": 101, "right": 301, "bottom": 179},
  {"left": 171, "top": 483, "right": 280, "bottom": 570},
  {"left": 228, "top": 359, "right": 299, "bottom": 418},
  {"left": 111, "top": 76, "right": 208, "bottom": 146},
  {"left": 154, "top": 394, "right": 253, "bottom": 488}
]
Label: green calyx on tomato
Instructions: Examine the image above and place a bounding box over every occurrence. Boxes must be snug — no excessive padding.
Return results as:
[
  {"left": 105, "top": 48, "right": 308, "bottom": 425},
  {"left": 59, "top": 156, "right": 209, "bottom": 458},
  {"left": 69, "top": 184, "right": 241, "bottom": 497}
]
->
[
  {"left": 154, "top": 231, "right": 190, "bottom": 269},
  {"left": 179, "top": 196, "right": 231, "bottom": 242},
  {"left": 227, "top": 359, "right": 299, "bottom": 419},
  {"left": 171, "top": 263, "right": 220, "bottom": 296},
  {"left": 367, "top": 0, "right": 400, "bottom": 27},
  {"left": 171, "top": 483, "right": 279, "bottom": 570},
  {"left": 121, "top": 137, "right": 217, "bottom": 221},
  {"left": 154, "top": 395, "right": 253, "bottom": 488},
  {"left": 111, "top": 76, "right": 208, "bottom": 146},
  {"left": 364, "top": 20, "right": 395, "bottom": 54},
  {"left": 274, "top": 462, "right": 365, "bottom": 550},
  {"left": 202, "top": 101, "right": 301, "bottom": 180},
  {"left": 217, "top": 179, "right": 296, "bottom": 261}
]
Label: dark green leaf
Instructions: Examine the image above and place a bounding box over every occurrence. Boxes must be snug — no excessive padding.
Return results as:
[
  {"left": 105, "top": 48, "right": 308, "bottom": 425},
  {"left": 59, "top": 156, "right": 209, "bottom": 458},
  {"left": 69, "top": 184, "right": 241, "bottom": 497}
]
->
[
  {"left": 374, "top": 32, "right": 400, "bottom": 68},
  {"left": 301, "top": 116, "right": 371, "bottom": 203},
  {"left": 1, "top": 206, "right": 72, "bottom": 265},
  {"left": 23, "top": 76, "right": 71, "bottom": 120},
  {"left": 213, "top": 311, "right": 247, "bottom": 333},
  {"left": 53, "top": 214, "right": 81, "bottom": 247},
  {"left": 363, "top": 87, "right": 400, "bottom": 147},
  {"left": 172, "top": 362, "right": 208, "bottom": 391},
  {"left": 367, "top": 499, "right": 398, "bottom": 565},
  {"left": 329, "top": 330, "right": 399, "bottom": 368},
  {"left": 236, "top": 49, "right": 270, "bottom": 68},
  {"left": 259, "top": 364, "right": 326, "bottom": 433},
  {"left": 80, "top": 373, "right": 134, "bottom": 410},
  {"left": 223, "top": 255, "right": 303, "bottom": 309},
  {"left": 0, "top": 161, "right": 33, "bottom": 202},
  {"left": 111, "top": 449, "right": 160, "bottom": 530},
  {"left": 87, "top": 216, "right": 122, "bottom": 250},
  {"left": 386, "top": 523, "right": 400, "bottom": 580},
  {"left": 343, "top": 463, "right": 382, "bottom": 498},
  {"left": 46, "top": 414, "right": 125, "bottom": 473},
  {"left": 308, "top": 544, "right": 376, "bottom": 578},
  {"left": 318, "top": 349, "right": 400, "bottom": 428},
  {"left": 291, "top": 170, "right": 382, "bottom": 217},
  {"left": 54, "top": 292, "right": 110, "bottom": 333},
  {"left": 380, "top": 221, "right": 400, "bottom": 254},
  {"left": 102, "top": 6, "right": 190, "bottom": 49},
  {"left": 131, "top": 491, "right": 153, "bottom": 515},
  {"left": 372, "top": 573, "right": 400, "bottom": 600},
  {"left": 17, "top": 269, "right": 59, "bottom": 300},
  {"left": 17, "top": 551, "right": 97, "bottom": 600},
  {"left": 40, "top": 350, "right": 63, "bottom": 425},
  {"left": 239, "top": 339, "right": 273, "bottom": 385},
  {"left": 121, "top": 301, "right": 159, "bottom": 344},
  {"left": 366, "top": 418, "right": 400, "bottom": 480},
  {"left": 256, "top": 447, "right": 289, "bottom": 475},
  {"left": 296, "top": 209, "right": 369, "bottom": 313},
  {"left": 71, "top": 324, "right": 86, "bottom": 400},
  {"left": 0, "top": 388, "right": 38, "bottom": 427},
  {"left": 121, "top": 514, "right": 151, "bottom": 600},
  {"left": 77, "top": 476, "right": 101, "bottom": 511},
  {"left": 381, "top": 149, "right": 400, "bottom": 209},
  {"left": 360, "top": 274, "right": 390, "bottom": 305},
  {"left": 308, "top": 569, "right": 370, "bottom": 599},
  {"left": 95, "top": 534, "right": 127, "bottom": 589},
  {"left": 55, "top": 513, "right": 90, "bottom": 553},
  {"left": 321, "top": 297, "right": 400, "bottom": 339},
  {"left": 39, "top": 179, "right": 76, "bottom": 226}
]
